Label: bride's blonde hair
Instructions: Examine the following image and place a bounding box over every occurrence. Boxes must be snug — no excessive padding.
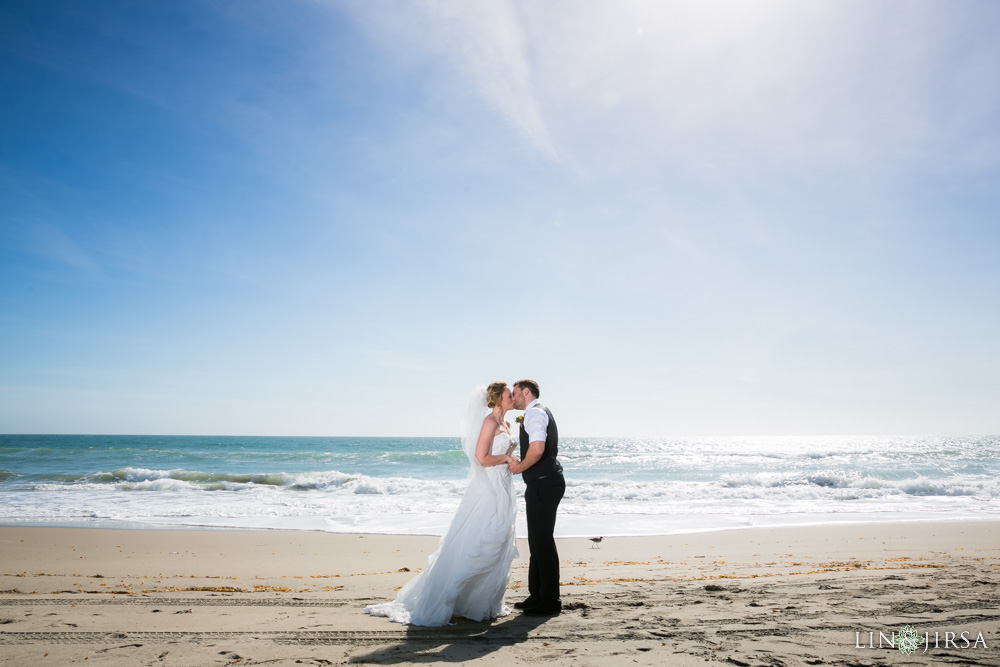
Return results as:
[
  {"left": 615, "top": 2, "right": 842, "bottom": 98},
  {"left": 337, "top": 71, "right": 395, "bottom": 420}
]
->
[{"left": 486, "top": 381, "right": 507, "bottom": 409}]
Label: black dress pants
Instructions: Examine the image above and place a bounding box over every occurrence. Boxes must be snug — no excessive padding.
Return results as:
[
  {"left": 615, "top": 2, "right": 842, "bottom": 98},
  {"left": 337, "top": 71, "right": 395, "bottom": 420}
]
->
[{"left": 524, "top": 474, "right": 565, "bottom": 604}]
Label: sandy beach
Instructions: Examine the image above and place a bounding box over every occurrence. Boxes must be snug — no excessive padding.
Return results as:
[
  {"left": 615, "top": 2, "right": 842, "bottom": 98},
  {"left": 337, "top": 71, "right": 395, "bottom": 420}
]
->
[{"left": 1, "top": 521, "right": 997, "bottom": 666}]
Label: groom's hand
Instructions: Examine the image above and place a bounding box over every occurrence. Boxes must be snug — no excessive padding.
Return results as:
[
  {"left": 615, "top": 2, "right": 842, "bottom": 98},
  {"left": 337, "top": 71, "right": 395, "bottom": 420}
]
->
[
  {"left": 507, "top": 458, "right": 522, "bottom": 474},
  {"left": 517, "top": 440, "right": 545, "bottom": 473}
]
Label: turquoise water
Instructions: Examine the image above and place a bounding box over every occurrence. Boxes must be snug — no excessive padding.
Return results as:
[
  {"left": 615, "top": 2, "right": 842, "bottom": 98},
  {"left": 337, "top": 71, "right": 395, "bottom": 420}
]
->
[{"left": 1, "top": 434, "right": 998, "bottom": 536}]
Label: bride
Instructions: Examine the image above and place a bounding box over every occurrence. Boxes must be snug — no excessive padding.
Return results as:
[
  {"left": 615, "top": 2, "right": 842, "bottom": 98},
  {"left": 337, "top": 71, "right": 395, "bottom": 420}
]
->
[{"left": 365, "top": 382, "right": 520, "bottom": 626}]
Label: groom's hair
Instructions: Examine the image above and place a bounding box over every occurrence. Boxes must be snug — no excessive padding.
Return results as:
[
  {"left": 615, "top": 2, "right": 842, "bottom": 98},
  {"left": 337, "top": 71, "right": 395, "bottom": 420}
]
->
[{"left": 514, "top": 379, "right": 540, "bottom": 398}]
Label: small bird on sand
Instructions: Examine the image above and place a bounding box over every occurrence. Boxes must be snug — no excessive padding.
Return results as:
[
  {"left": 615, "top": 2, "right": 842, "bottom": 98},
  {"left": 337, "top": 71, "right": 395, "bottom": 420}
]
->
[{"left": 589, "top": 536, "right": 604, "bottom": 549}]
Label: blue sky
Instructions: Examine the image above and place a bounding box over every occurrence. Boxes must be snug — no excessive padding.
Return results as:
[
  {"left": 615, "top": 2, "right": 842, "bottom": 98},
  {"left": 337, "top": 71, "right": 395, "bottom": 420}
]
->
[{"left": 2, "top": 0, "right": 998, "bottom": 436}]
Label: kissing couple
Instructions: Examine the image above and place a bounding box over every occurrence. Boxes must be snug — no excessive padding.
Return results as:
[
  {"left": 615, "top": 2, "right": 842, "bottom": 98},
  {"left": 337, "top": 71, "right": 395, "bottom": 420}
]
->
[{"left": 366, "top": 379, "right": 565, "bottom": 626}]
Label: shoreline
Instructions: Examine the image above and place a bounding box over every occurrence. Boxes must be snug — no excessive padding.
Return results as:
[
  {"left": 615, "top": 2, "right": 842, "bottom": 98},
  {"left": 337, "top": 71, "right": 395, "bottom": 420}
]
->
[
  {"left": 1, "top": 520, "right": 997, "bottom": 665},
  {"left": 0, "top": 510, "right": 996, "bottom": 537}
]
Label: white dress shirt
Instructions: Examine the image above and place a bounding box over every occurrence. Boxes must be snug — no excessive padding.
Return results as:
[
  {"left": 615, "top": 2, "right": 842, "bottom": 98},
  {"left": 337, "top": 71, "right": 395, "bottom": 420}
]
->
[{"left": 522, "top": 398, "right": 549, "bottom": 444}]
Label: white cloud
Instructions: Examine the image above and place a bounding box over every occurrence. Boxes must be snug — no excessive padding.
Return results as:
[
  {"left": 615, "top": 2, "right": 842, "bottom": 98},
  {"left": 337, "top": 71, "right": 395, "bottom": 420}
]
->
[
  {"left": 26, "top": 222, "right": 100, "bottom": 274},
  {"left": 343, "top": 1, "right": 1000, "bottom": 179},
  {"left": 341, "top": 0, "right": 558, "bottom": 159}
]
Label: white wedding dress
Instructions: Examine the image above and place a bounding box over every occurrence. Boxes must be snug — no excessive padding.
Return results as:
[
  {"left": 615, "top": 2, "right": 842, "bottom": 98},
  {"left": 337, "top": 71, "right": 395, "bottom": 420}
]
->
[{"left": 365, "top": 427, "right": 519, "bottom": 626}]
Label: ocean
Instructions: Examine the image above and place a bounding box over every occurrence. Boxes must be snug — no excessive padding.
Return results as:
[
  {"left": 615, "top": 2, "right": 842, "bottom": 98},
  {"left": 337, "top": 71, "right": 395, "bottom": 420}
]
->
[{"left": 1, "top": 434, "right": 997, "bottom": 537}]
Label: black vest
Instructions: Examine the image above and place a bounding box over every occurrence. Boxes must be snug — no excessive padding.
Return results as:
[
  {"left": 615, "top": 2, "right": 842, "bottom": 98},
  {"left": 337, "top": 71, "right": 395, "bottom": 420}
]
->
[{"left": 519, "top": 403, "right": 562, "bottom": 483}]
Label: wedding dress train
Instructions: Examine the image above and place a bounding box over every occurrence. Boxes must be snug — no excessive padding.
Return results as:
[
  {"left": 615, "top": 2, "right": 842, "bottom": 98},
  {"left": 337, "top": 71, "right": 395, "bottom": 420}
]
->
[{"left": 365, "top": 431, "right": 519, "bottom": 626}]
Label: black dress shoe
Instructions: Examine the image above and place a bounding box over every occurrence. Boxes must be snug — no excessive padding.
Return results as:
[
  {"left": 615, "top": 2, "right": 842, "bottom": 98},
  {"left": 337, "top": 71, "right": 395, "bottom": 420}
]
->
[
  {"left": 513, "top": 597, "right": 535, "bottom": 609},
  {"left": 522, "top": 601, "right": 561, "bottom": 616}
]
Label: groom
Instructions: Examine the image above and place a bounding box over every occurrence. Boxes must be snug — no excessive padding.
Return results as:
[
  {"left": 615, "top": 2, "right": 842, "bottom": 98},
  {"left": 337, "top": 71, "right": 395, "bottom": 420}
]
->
[{"left": 509, "top": 379, "right": 565, "bottom": 616}]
